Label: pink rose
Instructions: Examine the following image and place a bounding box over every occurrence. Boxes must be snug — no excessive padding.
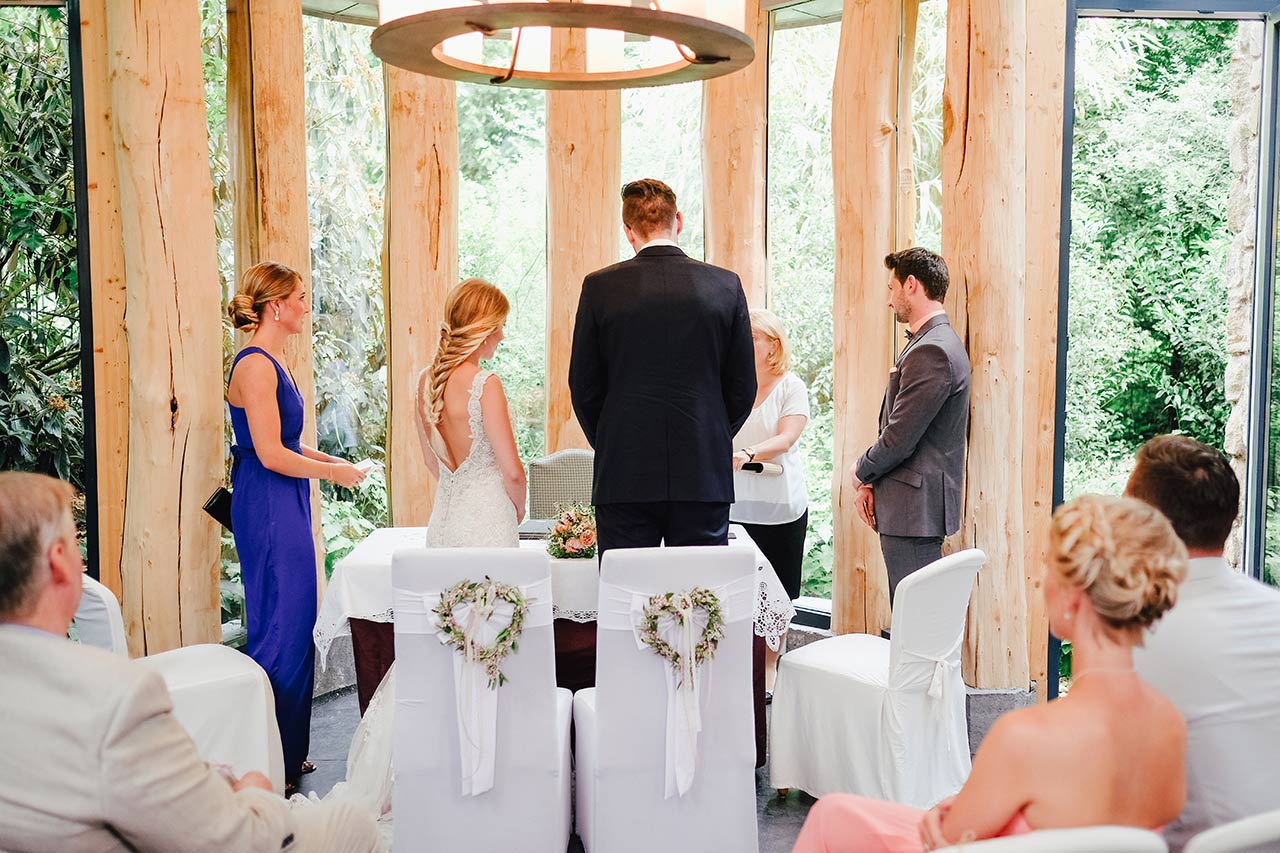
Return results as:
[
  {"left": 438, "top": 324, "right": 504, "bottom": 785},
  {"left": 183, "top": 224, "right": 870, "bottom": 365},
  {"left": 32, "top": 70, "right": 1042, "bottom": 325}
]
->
[
  {"left": 562, "top": 511, "right": 574, "bottom": 524},
  {"left": 566, "top": 538, "right": 583, "bottom": 553},
  {"left": 581, "top": 529, "right": 596, "bottom": 548},
  {"left": 555, "top": 522, "right": 570, "bottom": 535}
]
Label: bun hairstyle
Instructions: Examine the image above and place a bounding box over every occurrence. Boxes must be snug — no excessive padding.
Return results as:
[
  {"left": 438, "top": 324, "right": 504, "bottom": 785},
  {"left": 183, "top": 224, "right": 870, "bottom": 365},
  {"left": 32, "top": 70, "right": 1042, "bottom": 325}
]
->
[
  {"left": 1050, "top": 494, "right": 1187, "bottom": 635},
  {"left": 228, "top": 261, "right": 302, "bottom": 331},
  {"left": 749, "top": 308, "right": 792, "bottom": 375},
  {"left": 418, "top": 278, "right": 510, "bottom": 426}
]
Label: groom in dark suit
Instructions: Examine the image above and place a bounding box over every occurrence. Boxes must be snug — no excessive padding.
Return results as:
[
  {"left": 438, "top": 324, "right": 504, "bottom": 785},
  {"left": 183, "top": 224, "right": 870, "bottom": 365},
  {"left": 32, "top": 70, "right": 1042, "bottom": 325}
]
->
[
  {"left": 569, "top": 178, "right": 756, "bottom": 555},
  {"left": 851, "top": 248, "right": 970, "bottom": 603}
]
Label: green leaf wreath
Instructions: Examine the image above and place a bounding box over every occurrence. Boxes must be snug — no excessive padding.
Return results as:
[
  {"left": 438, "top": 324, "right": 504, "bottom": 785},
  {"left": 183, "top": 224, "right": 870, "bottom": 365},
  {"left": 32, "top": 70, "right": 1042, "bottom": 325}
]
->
[
  {"left": 433, "top": 576, "right": 528, "bottom": 689},
  {"left": 638, "top": 588, "right": 725, "bottom": 685}
]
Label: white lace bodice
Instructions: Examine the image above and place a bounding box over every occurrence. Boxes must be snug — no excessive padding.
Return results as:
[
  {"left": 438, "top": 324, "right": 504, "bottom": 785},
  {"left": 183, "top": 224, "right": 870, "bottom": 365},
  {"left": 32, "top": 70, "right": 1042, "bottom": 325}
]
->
[{"left": 424, "top": 369, "right": 519, "bottom": 549}]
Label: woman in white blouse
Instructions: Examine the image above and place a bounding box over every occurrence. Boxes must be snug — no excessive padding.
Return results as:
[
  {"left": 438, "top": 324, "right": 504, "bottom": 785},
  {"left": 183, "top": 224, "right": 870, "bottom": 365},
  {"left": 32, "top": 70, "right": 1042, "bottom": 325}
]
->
[{"left": 731, "top": 309, "right": 810, "bottom": 604}]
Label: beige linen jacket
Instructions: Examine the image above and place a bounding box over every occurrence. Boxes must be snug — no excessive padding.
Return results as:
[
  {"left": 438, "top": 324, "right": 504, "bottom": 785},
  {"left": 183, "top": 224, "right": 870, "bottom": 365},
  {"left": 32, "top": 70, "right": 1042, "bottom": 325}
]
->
[{"left": 0, "top": 625, "right": 297, "bottom": 852}]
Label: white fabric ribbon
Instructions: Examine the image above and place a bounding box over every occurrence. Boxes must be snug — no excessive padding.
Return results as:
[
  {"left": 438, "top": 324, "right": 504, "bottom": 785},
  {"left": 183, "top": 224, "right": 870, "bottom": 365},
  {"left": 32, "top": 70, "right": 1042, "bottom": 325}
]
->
[
  {"left": 409, "top": 576, "right": 552, "bottom": 797},
  {"left": 898, "top": 633, "right": 964, "bottom": 756},
  {"left": 600, "top": 575, "right": 755, "bottom": 799}
]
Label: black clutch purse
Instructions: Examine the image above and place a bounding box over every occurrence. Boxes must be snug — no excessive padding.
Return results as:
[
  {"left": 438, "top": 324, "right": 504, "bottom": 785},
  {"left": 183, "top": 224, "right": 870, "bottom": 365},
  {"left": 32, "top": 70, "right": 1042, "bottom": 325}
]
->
[{"left": 203, "top": 486, "right": 233, "bottom": 533}]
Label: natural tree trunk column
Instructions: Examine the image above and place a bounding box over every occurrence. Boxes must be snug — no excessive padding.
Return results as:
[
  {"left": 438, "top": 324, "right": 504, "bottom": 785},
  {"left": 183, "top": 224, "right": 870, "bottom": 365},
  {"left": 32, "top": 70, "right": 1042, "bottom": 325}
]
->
[
  {"left": 107, "top": 0, "right": 225, "bottom": 653},
  {"left": 383, "top": 68, "right": 458, "bottom": 526},
  {"left": 703, "top": 0, "right": 769, "bottom": 307},
  {"left": 228, "top": 0, "right": 326, "bottom": 594},
  {"left": 1024, "top": 0, "right": 1067, "bottom": 701},
  {"left": 943, "top": 0, "right": 1029, "bottom": 689},
  {"left": 830, "top": 0, "right": 901, "bottom": 636},
  {"left": 546, "top": 30, "right": 622, "bottom": 453},
  {"left": 79, "top": 0, "right": 131, "bottom": 638}
]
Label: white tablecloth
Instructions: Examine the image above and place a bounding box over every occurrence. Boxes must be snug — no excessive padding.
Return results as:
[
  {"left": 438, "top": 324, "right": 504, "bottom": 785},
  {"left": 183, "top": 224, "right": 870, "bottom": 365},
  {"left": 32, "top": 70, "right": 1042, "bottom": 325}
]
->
[{"left": 314, "top": 525, "right": 796, "bottom": 668}]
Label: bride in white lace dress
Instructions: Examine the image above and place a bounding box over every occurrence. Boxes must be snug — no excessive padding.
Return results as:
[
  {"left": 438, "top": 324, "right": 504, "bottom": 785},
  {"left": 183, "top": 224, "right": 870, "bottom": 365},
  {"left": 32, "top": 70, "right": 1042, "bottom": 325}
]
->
[{"left": 295, "top": 279, "right": 524, "bottom": 847}]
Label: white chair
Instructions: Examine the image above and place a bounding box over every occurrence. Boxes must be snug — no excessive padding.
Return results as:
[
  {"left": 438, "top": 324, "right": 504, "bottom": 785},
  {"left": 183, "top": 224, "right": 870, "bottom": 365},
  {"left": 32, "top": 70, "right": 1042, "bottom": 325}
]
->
[
  {"left": 1185, "top": 809, "right": 1280, "bottom": 853},
  {"left": 391, "top": 547, "right": 571, "bottom": 853},
  {"left": 574, "top": 546, "right": 759, "bottom": 853},
  {"left": 770, "top": 549, "right": 986, "bottom": 806},
  {"left": 72, "top": 574, "right": 286, "bottom": 792},
  {"left": 936, "top": 827, "right": 1168, "bottom": 851},
  {"left": 527, "top": 448, "right": 594, "bottom": 518},
  {"left": 138, "top": 644, "right": 286, "bottom": 793},
  {"left": 74, "top": 574, "right": 128, "bottom": 655}
]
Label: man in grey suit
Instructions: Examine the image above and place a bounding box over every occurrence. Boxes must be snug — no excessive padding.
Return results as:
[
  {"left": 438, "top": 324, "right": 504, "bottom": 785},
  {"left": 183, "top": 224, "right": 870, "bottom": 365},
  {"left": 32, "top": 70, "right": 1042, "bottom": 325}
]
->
[
  {"left": 851, "top": 248, "right": 970, "bottom": 602},
  {"left": 0, "top": 471, "right": 377, "bottom": 853}
]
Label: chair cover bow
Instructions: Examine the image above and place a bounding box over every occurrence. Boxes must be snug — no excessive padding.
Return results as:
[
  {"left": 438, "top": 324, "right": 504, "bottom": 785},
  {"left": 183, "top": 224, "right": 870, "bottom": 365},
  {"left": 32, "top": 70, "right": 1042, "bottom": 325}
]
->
[
  {"left": 402, "top": 576, "right": 552, "bottom": 796},
  {"left": 600, "top": 574, "right": 755, "bottom": 799}
]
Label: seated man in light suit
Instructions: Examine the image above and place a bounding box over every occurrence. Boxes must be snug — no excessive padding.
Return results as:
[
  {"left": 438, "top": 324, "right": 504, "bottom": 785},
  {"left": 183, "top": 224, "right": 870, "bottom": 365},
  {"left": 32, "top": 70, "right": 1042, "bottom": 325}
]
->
[
  {"left": 1125, "top": 436, "right": 1280, "bottom": 852},
  {"left": 0, "top": 471, "right": 377, "bottom": 853}
]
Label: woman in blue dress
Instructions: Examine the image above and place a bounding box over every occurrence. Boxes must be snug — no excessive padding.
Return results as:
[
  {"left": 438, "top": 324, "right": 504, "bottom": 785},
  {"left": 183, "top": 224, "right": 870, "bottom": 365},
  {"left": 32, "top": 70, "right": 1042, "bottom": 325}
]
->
[{"left": 226, "top": 261, "right": 366, "bottom": 790}]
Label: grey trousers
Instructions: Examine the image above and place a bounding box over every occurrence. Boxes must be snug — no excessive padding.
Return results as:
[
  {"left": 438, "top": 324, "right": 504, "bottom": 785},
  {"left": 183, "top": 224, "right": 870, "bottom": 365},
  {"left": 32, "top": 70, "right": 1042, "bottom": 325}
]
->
[{"left": 879, "top": 533, "right": 944, "bottom": 605}]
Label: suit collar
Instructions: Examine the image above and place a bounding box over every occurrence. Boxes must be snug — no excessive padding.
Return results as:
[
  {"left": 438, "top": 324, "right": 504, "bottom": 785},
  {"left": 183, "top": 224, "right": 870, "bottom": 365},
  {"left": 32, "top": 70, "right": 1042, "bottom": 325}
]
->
[
  {"left": 635, "top": 245, "right": 687, "bottom": 258},
  {"left": 910, "top": 312, "right": 949, "bottom": 338}
]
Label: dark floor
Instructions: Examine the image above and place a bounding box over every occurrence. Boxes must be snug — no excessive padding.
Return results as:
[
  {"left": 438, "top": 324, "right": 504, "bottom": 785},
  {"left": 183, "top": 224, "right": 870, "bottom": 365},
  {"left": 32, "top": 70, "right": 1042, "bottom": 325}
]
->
[{"left": 298, "top": 687, "right": 813, "bottom": 852}]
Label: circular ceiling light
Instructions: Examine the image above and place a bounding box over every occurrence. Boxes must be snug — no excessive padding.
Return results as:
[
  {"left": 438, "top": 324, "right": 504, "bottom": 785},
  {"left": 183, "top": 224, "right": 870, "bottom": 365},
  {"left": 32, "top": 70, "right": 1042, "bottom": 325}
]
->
[{"left": 371, "top": 0, "right": 755, "bottom": 90}]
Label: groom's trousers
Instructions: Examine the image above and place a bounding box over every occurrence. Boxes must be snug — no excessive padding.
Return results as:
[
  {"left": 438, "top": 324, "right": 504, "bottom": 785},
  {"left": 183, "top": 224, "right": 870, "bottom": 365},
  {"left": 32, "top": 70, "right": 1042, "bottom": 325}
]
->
[
  {"left": 879, "top": 533, "right": 943, "bottom": 606},
  {"left": 595, "top": 501, "right": 730, "bottom": 557}
]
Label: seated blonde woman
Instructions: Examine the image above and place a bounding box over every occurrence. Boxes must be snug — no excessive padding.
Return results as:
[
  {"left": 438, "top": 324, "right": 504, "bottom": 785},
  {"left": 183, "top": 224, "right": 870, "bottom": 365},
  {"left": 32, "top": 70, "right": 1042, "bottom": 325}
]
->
[{"left": 792, "top": 494, "right": 1188, "bottom": 852}]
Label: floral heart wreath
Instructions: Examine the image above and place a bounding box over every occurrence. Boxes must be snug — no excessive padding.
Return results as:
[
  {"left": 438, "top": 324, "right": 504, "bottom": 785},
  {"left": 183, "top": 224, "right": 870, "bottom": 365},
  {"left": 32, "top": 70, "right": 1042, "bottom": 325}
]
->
[
  {"left": 638, "top": 588, "right": 725, "bottom": 685},
  {"left": 434, "top": 577, "right": 528, "bottom": 689}
]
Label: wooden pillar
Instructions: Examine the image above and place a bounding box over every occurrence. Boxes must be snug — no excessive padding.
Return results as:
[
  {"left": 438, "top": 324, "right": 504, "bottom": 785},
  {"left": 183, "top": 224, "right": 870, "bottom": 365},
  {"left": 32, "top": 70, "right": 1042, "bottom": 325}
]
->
[
  {"left": 703, "top": 0, "right": 770, "bottom": 307},
  {"left": 896, "top": 1, "right": 920, "bottom": 249},
  {"left": 546, "top": 31, "right": 622, "bottom": 453},
  {"left": 943, "top": 0, "right": 1030, "bottom": 689},
  {"left": 79, "top": 0, "right": 129, "bottom": 624},
  {"left": 830, "top": 0, "right": 901, "bottom": 636},
  {"left": 383, "top": 68, "right": 458, "bottom": 526},
  {"left": 101, "top": 0, "right": 225, "bottom": 653},
  {"left": 1024, "top": 0, "right": 1067, "bottom": 701},
  {"left": 227, "top": 0, "right": 325, "bottom": 592}
]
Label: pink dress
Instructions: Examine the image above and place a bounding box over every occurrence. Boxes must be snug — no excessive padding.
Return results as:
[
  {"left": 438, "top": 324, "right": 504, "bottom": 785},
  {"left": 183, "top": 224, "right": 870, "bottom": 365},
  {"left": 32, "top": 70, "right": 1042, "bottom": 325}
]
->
[{"left": 791, "top": 794, "right": 1034, "bottom": 853}]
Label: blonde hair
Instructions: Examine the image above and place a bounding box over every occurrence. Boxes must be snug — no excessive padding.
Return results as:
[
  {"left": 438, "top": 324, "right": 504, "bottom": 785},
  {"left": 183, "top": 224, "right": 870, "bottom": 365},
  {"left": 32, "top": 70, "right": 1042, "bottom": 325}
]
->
[
  {"left": 418, "top": 278, "right": 510, "bottom": 426},
  {"left": 0, "top": 472, "right": 75, "bottom": 618},
  {"left": 227, "top": 261, "right": 302, "bottom": 331},
  {"left": 1050, "top": 495, "right": 1187, "bottom": 636},
  {"left": 750, "top": 308, "right": 792, "bottom": 375}
]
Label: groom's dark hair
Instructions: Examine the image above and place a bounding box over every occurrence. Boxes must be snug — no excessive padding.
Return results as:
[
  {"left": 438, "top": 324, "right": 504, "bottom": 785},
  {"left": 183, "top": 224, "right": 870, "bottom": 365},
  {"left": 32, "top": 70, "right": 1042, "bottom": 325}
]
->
[
  {"left": 885, "top": 247, "right": 949, "bottom": 302},
  {"left": 621, "top": 178, "right": 678, "bottom": 238}
]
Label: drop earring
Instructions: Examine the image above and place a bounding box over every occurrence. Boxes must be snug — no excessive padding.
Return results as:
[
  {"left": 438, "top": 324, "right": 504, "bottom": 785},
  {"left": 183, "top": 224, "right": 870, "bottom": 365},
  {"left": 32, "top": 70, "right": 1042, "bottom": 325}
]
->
[{"left": 274, "top": 307, "right": 281, "bottom": 321}]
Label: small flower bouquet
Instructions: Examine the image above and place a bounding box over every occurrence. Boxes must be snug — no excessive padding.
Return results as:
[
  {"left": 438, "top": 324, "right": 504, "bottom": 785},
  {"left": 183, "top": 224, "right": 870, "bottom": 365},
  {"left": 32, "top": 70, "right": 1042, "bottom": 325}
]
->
[{"left": 547, "top": 504, "right": 597, "bottom": 559}]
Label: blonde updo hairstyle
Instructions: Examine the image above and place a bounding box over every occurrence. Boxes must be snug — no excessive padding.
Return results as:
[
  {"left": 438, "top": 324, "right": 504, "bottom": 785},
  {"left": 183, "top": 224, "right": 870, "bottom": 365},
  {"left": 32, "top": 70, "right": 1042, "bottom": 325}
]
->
[
  {"left": 228, "top": 261, "right": 302, "bottom": 331},
  {"left": 750, "top": 308, "right": 792, "bottom": 375},
  {"left": 1049, "top": 494, "right": 1187, "bottom": 638},
  {"left": 419, "top": 278, "right": 510, "bottom": 426}
]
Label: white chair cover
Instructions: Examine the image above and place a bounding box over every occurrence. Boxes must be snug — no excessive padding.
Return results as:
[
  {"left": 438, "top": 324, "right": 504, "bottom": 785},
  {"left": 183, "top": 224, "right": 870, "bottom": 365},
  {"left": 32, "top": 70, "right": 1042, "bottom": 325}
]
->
[
  {"left": 74, "top": 574, "right": 128, "bottom": 656},
  {"left": 391, "top": 548, "right": 571, "bottom": 853},
  {"left": 1185, "top": 808, "right": 1280, "bottom": 853},
  {"left": 574, "top": 546, "right": 759, "bottom": 853},
  {"left": 936, "top": 826, "right": 1168, "bottom": 851},
  {"left": 770, "top": 549, "right": 985, "bottom": 806},
  {"left": 138, "top": 644, "right": 286, "bottom": 794}
]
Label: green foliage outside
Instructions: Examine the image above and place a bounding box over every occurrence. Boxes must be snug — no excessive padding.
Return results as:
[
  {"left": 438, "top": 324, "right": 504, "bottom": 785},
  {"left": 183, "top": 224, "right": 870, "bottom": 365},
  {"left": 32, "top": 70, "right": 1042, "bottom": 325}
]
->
[
  {"left": 0, "top": 9, "right": 83, "bottom": 493},
  {"left": 1066, "top": 19, "right": 1236, "bottom": 500}
]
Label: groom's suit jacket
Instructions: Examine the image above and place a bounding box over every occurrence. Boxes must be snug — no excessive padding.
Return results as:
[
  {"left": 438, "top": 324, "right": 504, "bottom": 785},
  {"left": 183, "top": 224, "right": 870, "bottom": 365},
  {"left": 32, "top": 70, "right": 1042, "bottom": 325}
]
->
[
  {"left": 569, "top": 245, "right": 756, "bottom": 505},
  {"left": 854, "top": 313, "right": 970, "bottom": 538},
  {"left": 0, "top": 625, "right": 298, "bottom": 853}
]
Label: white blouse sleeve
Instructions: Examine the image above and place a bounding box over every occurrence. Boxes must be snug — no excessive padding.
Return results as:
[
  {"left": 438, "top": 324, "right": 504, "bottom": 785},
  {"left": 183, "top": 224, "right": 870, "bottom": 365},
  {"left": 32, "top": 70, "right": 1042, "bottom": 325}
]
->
[{"left": 779, "top": 373, "right": 811, "bottom": 421}]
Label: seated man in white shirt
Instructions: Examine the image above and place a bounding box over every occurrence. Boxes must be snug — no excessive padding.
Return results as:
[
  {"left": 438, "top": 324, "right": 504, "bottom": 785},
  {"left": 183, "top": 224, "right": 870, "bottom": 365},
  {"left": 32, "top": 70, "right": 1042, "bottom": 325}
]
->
[
  {"left": 0, "top": 471, "right": 377, "bottom": 853},
  {"left": 1125, "top": 436, "right": 1280, "bottom": 852}
]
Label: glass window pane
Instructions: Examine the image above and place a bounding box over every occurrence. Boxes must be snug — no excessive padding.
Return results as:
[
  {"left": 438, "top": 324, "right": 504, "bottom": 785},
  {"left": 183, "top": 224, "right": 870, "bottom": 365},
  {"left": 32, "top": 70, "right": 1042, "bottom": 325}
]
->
[
  {"left": 1067, "top": 19, "right": 1259, "bottom": 576},
  {"left": 304, "top": 16, "right": 390, "bottom": 555},
  {"left": 620, "top": 81, "right": 704, "bottom": 260},
  {"left": 768, "top": 20, "right": 838, "bottom": 599},
  {"left": 458, "top": 85, "right": 547, "bottom": 462}
]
